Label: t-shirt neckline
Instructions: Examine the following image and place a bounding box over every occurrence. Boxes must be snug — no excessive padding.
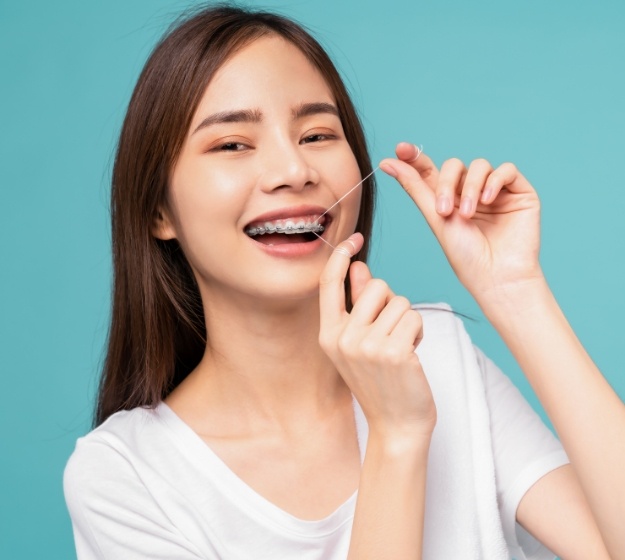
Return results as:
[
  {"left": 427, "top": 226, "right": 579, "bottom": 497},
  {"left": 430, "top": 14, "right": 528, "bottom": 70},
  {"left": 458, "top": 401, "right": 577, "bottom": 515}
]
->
[{"left": 155, "top": 399, "right": 365, "bottom": 538}]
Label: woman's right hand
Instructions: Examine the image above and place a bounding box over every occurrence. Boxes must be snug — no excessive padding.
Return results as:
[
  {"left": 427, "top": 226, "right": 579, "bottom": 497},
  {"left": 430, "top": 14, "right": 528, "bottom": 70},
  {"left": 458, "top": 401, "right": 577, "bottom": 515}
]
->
[{"left": 319, "top": 233, "right": 437, "bottom": 444}]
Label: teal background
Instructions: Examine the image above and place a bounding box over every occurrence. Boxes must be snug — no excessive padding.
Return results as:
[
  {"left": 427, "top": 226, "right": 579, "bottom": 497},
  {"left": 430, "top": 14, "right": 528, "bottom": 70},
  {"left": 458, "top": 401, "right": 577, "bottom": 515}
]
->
[{"left": 1, "top": 0, "right": 623, "bottom": 557}]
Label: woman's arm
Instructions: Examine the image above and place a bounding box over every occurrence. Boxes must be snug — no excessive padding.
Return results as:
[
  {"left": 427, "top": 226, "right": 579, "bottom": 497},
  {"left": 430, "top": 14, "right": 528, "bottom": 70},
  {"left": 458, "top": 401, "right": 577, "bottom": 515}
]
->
[
  {"left": 517, "top": 465, "right": 611, "bottom": 559},
  {"left": 349, "top": 432, "right": 430, "bottom": 560},
  {"left": 483, "top": 277, "right": 625, "bottom": 557},
  {"left": 380, "top": 143, "right": 625, "bottom": 558},
  {"left": 319, "top": 235, "right": 435, "bottom": 560}
]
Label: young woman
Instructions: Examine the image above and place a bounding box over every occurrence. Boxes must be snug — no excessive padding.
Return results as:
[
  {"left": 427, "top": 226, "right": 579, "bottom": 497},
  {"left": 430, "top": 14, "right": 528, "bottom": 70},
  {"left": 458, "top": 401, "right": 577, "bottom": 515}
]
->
[{"left": 64, "top": 6, "right": 625, "bottom": 560}]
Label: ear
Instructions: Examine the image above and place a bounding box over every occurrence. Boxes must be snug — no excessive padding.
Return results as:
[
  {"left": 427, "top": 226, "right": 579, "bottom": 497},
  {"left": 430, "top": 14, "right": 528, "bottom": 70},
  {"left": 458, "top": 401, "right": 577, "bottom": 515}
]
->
[{"left": 151, "top": 207, "right": 177, "bottom": 240}]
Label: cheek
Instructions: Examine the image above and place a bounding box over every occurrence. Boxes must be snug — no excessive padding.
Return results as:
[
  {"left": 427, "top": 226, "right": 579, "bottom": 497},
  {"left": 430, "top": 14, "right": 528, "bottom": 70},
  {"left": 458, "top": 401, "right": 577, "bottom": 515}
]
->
[
  {"left": 343, "top": 190, "right": 363, "bottom": 233},
  {"left": 326, "top": 149, "right": 362, "bottom": 222},
  {"left": 165, "top": 167, "right": 255, "bottom": 274},
  {"left": 169, "top": 161, "right": 251, "bottom": 229}
]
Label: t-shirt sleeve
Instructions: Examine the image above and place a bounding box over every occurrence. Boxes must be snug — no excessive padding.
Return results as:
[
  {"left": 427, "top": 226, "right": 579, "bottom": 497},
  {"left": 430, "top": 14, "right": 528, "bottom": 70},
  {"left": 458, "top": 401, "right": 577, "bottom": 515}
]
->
[
  {"left": 475, "top": 346, "right": 570, "bottom": 560},
  {"left": 64, "top": 437, "right": 205, "bottom": 560}
]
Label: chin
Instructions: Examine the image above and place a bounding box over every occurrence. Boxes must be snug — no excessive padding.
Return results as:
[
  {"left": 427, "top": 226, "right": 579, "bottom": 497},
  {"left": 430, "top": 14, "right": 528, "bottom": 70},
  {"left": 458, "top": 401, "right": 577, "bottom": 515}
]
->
[{"left": 243, "top": 274, "right": 323, "bottom": 307}]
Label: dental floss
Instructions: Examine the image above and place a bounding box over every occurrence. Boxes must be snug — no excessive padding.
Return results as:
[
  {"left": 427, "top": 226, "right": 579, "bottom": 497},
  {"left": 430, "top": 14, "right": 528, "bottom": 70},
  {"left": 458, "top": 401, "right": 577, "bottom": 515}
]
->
[
  {"left": 344, "top": 238, "right": 357, "bottom": 254},
  {"left": 310, "top": 167, "right": 379, "bottom": 250},
  {"left": 312, "top": 145, "right": 423, "bottom": 251},
  {"left": 407, "top": 144, "right": 424, "bottom": 163},
  {"left": 333, "top": 246, "right": 353, "bottom": 258}
]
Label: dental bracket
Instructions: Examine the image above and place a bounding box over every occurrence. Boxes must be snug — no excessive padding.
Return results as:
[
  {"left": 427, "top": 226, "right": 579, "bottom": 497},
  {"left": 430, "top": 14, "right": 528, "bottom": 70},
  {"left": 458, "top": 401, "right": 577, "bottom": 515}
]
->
[{"left": 247, "top": 223, "right": 325, "bottom": 236}]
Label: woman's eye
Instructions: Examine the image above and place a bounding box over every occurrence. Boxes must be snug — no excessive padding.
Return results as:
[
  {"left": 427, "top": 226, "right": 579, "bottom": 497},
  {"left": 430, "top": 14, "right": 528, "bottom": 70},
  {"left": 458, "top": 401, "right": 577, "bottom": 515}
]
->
[
  {"left": 216, "top": 142, "right": 246, "bottom": 151},
  {"left": 301, "top": 133, "right": 334, "bottom": 144}
]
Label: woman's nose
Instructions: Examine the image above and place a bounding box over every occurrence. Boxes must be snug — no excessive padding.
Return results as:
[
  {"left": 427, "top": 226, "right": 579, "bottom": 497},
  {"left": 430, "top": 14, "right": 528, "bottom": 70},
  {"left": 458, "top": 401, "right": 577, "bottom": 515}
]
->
[{"left": 257, "top": 141, "right": 320, "bottom": 193}]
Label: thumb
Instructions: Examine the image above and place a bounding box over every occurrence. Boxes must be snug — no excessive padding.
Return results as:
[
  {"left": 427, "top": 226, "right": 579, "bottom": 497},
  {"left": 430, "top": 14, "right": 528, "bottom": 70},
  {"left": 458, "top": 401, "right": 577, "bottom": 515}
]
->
[
  {"left": 349, "top": 260, "right": 372, "bottom": 305},
  {"left": 379, "top": 158, "right": 443, "bottom": 232}
]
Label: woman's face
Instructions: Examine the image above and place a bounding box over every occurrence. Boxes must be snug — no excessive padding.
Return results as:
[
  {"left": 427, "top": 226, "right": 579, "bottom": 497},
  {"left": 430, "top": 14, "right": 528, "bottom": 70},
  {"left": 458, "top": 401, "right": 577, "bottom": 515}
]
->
[{"left": 159, "top": 35, "right": 362, "bottom": 306}]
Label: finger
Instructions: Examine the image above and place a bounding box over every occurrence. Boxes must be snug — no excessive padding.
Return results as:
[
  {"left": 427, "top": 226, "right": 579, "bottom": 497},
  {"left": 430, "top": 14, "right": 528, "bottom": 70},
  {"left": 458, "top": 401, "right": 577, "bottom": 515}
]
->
[
  {"left": 395, "top": 141, "right": 421, "bottom": 162},
  {"left": 394, "top": 142, "right": 439, "bottom": 190},
  {"left": 349, "top": 260, "right": 373, "bottom": 305},
  {"left": 365, "top": 295, "right": 412, "bottom": 338},
  {"left": 349, "top": 278, "right": 395, "bottom": 326},
  {"left": 378, "top": 158, "right": 444, "bottom": 234},
  {"left": 459, "top": 158, "right": 494, "bottom": 217},
  {"left": 483, "top": 162, "right": 535, "bottom": 202},
  {"left": 319, "top": 233, "right": 364, "bottom": 329},
  {"left": 389, "top": 308, "right": 424, "bottom": 351},
  {"left": 436, "top": 158, "right": 467, "bottom": 216}
]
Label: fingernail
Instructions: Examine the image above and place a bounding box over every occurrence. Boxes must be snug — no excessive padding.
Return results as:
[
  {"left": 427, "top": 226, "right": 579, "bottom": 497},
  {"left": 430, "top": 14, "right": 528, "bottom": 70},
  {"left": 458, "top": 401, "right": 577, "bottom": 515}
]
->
[
  {"left": 481, "top": 188, "right": 492, "bottom": 203},
  {"left": 436, "top": 195, "right": 451, "bottom": 214},
  {"left": 380, "top": 162, "right": 398, "bottom": 178},
  {"left": 461, "top": 197, "right": 473, "bottom": 215}
]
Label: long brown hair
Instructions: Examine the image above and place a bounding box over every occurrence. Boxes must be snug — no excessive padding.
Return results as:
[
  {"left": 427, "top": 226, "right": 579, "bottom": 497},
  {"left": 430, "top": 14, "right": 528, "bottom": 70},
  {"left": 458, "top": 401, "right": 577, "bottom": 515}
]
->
[{"left": 95, "top": 4, "right": 376, "bottom": 426}]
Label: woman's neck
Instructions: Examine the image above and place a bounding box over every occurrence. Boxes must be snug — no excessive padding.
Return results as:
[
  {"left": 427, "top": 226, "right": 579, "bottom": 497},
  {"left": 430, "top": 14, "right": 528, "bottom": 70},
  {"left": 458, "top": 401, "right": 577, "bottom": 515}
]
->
[{"left": 166, "top": 291, "right": 351, "bottom": 437}]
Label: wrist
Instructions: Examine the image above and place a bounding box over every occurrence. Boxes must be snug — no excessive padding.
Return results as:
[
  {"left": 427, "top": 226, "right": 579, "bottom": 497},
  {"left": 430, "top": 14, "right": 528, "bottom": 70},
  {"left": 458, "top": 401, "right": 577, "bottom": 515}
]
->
[
  {"left": 476, "top": 273, "right": 552, "bottom": 322},
  {"left": 477, "top": 277, "right": 568, "bottom": 354},
  {"left": 366, "top": 426, "right": 433, "bottom": 462}
]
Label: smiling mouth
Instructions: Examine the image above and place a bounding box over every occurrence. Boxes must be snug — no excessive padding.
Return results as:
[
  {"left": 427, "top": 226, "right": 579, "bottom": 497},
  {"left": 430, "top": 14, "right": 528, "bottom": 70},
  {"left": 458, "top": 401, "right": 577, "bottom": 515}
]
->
[{"left": 245, "top": 215, "right": 329, "bottom": 245}]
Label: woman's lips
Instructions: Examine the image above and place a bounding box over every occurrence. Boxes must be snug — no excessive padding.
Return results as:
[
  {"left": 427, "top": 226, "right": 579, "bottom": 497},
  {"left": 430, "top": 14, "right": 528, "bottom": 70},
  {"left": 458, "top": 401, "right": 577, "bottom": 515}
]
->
[
  {"left": 243, "top": 205, "right": 333, "bottom": 255},
  {"left": 248, "top": 218, "right": 331, "bottom": 248},
  {"left": 251, "top": 234, "right": 327, "bottom": 257},
  {"left": 243, "top": 206, "right": 334, "bottom": 256}
]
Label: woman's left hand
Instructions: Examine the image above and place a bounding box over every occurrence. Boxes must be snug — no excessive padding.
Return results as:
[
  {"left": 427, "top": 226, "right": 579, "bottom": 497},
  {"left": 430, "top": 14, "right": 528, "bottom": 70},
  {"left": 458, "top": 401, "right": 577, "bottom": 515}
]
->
[{"left": 380, "top": 143, "right": 545, "bottom": 304}]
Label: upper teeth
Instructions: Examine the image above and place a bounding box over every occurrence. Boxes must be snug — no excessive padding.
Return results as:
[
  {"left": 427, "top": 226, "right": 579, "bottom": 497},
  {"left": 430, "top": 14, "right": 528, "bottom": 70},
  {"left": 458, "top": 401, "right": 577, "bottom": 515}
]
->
[{"left": 246, "top": 219, "right": 325, "bottom": 236}]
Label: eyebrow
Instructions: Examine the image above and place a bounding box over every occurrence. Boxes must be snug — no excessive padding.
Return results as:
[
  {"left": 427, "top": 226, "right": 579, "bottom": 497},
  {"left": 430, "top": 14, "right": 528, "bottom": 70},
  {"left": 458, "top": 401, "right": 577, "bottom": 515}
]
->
[
  {"left": 292, "top": 102, "right": 340, "bottom": 120},
  {"left": 192, "top": 109, "right": 262, "bottom": 135},
  {"left": 192, "top": 102, "right": 339, "bottom": 135}
]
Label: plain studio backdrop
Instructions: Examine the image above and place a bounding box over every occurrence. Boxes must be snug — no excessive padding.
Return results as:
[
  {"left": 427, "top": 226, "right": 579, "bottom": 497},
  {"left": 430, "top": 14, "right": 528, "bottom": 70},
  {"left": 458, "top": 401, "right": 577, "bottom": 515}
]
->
[{"left": 1, "top": 1, "right": 623, "bottom": 558}]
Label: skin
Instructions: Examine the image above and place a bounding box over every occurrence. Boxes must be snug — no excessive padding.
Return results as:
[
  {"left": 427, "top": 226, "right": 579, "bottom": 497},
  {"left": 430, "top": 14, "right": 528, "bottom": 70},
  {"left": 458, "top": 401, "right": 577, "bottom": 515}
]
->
[
  {"left": 379, "top": 145, "right": 621, "bottom": 559},
  {"left": 157, "top": 35, "right": 431, "bottom": 556},
  {"left": 156, "top": 36, "right": 365, "bottom": 523},
  {"left": 153, "top": 34, "right": 623, "bottom": 559},
  {"left": 157, "top": 36, "right": 361, "bottom": 309}
]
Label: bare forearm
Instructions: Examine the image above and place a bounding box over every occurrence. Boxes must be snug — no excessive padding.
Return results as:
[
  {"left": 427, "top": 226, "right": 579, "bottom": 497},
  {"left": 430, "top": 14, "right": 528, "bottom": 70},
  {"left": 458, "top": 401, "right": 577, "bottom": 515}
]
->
[
  {"left": 348, "top": 434, "right": 430, "bottom": 560},
  {"left": 480, "top": 279, "right": 625, "bottom": 557}
]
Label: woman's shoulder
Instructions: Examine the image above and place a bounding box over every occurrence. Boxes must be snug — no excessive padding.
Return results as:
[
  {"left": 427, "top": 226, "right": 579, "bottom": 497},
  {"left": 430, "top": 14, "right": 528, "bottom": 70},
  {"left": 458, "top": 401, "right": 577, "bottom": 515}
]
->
[
  {"left": 64, "top": 405, "right": 166, "bottom": 494},
  {"left": 62, "top": 404, "right": 206, "bottom": 557},
  {"left": 71, "top": 405, "right": 162, "bottom": 450}
]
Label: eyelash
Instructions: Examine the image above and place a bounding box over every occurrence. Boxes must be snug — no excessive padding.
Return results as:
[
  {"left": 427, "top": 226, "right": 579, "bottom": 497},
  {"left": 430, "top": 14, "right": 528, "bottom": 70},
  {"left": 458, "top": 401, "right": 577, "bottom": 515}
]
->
[
  {"left": 214, "top": 142, "right": 247, "bottom": 152},
  {"left": 210, "top": 132, "right": 336, "bottom": 153},
  {"left": 301, "top": 133, "right": 335, "bottom": 144}
]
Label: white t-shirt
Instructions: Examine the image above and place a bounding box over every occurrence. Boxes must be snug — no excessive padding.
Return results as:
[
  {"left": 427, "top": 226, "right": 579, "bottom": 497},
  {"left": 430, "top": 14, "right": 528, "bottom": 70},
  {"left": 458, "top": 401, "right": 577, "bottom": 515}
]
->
[{"left": 64, "top": 307, "right": 569, "bottom": 559}]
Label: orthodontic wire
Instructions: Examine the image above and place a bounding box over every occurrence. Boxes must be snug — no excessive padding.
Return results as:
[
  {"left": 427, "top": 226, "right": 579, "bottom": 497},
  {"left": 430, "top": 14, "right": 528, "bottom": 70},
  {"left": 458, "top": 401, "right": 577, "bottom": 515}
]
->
[{"left": 311, "top": 145, "right": 423, "bottom": 250}]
